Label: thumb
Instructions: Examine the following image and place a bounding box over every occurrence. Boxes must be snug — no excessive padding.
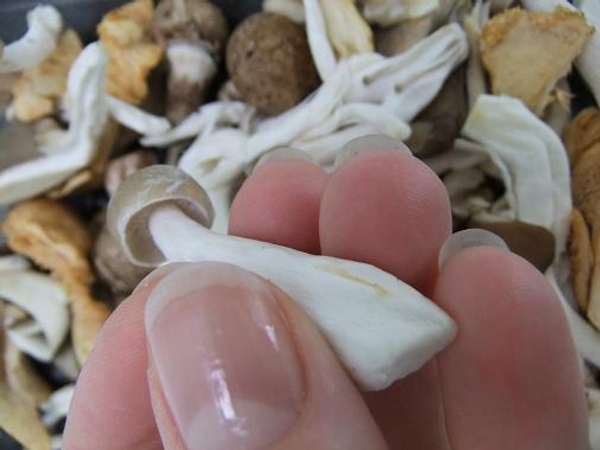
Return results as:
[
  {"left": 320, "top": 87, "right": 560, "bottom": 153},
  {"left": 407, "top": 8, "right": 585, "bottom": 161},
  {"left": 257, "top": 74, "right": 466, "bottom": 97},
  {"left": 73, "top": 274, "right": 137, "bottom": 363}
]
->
[{"left": 145, "top": 262, "right": 387, "bottom": 450}]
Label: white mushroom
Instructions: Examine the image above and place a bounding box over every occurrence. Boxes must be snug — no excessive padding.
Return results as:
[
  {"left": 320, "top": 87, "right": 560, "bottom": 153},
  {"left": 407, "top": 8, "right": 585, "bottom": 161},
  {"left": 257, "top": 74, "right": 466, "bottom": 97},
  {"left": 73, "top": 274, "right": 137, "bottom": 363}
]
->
[
  {"left": 359, "top": 0, "right": 439, "bottom": 26},
  {"left": 0, "top": 5, "right": 63, "bottom": 73},
  {"left": 40, "top": 384, "right": 75, "bottom": 429},
  {"left": 0, "top": 268, "right": 70, "bottom": 362},
  {"left": 106, "top": 96, "right": 171, "bottom": 136},
  {"left": 107, "top": 165, "right": 457, "bottom": 391},
  {"left": 0, "top": 42, "right": 109, "bottom": 204},
  {"left": 263, "top": 0, "right": 305, "bottom": 22}
]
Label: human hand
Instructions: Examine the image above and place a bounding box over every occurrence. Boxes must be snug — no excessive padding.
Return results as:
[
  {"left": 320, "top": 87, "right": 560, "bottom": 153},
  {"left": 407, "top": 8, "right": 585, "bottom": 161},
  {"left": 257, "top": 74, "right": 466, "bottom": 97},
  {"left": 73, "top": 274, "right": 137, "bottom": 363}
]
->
[{"left": 63, "top": 149, "right": 589, "bottom": 449}]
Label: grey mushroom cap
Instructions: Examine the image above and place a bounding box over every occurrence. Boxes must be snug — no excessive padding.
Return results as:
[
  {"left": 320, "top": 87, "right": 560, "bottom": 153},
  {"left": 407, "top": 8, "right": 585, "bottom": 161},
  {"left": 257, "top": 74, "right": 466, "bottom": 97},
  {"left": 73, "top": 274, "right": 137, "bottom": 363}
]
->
[{"left": 107, "top": 165, "right": 214, "bottom": 267}]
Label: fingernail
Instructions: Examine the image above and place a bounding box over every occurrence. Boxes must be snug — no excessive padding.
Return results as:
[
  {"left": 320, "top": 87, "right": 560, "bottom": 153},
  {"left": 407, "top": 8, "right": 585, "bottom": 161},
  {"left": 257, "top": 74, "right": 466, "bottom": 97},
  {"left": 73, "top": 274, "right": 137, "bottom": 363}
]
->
[
  {"left": 253, "top": 147, "right": 313, "bottom": 173},
  {"left": 333, "top": 134, "right": 411, "bottom": 169},
  {"left": 133, "top": 262, "right": 191, "bottom": 294},
  {"left": 145, "top": 263, "right": 304, "bottom": 450},
  {"left": 438, "top": 228, "right": 509, "bottom": 269}
]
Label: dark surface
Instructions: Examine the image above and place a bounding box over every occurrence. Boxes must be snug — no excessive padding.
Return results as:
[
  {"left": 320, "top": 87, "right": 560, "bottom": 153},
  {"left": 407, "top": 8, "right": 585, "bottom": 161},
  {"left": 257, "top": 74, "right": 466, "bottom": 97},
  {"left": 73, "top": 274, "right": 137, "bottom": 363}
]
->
[{"left": 0, "top": 0, "right": 261, "bottom": 42}]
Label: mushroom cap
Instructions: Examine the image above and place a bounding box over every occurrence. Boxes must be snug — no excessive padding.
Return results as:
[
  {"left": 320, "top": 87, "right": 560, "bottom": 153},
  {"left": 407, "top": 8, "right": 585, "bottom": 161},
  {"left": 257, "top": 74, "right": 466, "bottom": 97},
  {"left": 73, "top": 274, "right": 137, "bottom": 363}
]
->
[
  {"left": 226, "top": 12, "right": 320, "bottom": 116},
  {"left": 154, "top": 0, "right": 229, "bottom": 55},
  {"left": 107, "top": 165, "right": 214, "bottom": 267}
]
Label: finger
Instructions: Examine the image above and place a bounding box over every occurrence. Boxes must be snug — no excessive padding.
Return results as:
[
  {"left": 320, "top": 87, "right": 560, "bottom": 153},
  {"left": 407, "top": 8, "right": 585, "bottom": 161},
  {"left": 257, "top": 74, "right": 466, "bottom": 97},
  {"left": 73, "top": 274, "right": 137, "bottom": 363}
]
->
[
  {"left": 435, "top": 247, "right": 589, "bottom": 450},
  {"left": 229, "top": 159, "right": 328, "bottom": 254},
  {"left": 319, "top": 149, "right": 451, "bottom": 291},
  {"left": 319, "top": 149, "right": 453, "bottom": 448},
  {"left": 65, "top": 263, "right": 388, "bottom": 450},
  {"left": 145, "top": 262, "right": 388, "bottom": 449},
  {"left": 63, "top": 265, "right": 183, "bottom": 450}
]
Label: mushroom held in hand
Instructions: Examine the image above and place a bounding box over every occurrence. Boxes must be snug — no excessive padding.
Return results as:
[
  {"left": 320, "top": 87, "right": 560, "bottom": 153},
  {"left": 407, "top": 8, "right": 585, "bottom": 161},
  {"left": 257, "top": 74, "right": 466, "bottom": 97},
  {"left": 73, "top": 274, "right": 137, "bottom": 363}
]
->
[
  {"left": 107, "top": 165, "right": 456, "bottom": 391},
  {"left": 226, "top": 12, "right": 320, "bottom": 116},
  {"left": 154, "top": 0, "right": 229, "bottom": 124}
]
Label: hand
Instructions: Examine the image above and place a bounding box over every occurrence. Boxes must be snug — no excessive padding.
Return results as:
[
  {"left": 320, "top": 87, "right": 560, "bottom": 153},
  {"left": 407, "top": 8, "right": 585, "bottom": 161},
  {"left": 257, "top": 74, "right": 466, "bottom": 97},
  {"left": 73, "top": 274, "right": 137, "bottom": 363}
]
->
[{"left": 64, "top": 150, "right": 588, "bottom": 450}]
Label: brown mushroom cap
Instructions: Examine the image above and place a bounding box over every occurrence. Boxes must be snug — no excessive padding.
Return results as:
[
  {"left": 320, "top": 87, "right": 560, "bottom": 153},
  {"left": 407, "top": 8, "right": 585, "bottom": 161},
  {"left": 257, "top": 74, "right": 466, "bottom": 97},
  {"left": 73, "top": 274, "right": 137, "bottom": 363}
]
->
[
  {"left": 226, "top": 12, "right": 320, "bottom": 116},
  {"left": 107, "top": 165, "right": 214, "bottom": 267},
  {"left": 467, "top": 219, "right": 556, "bottom": 272},
  {"left": 154, "top": 0, "right": 229, "bottom": 55}
]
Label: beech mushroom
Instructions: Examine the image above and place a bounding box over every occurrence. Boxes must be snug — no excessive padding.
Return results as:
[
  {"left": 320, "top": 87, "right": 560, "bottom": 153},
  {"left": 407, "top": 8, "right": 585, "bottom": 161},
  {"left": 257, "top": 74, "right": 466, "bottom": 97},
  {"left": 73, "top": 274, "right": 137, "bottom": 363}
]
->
[
  {"left": 107, "top": 165, "right": 456, "bottom": 391},
  {"left": 154, "top": 0, "right": 229, "bottom": 124},
  {"left": 226, "top": 12, "right": 320, "bottom": 116}
]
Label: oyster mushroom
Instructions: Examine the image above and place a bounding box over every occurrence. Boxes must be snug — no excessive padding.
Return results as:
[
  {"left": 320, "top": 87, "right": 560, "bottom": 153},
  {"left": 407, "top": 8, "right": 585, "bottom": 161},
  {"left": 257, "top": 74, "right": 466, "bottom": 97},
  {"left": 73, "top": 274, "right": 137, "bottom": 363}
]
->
[
  {"left": 154, "top": 0, "right": 229, "bottom": 124},
  {"left": 226, "top": 12, "right": 320, "bottom": 116},
  {"left": 2, "top": 199, "right": 111, "bottom": 365},
  {"left": 0, "top": 5, "right": 63, "bottom": 73},
  {"left": 97, "top": 0, "right": 164, "bottom": 105},
  {"left": 9, "top": 29, "right": 82, "bottom": 123},
  {"left": 107, "top": 165, "right": 456, "bottom": 391},
  {"left": 480, "top": 7, "right": 593, "bottom": 116}
]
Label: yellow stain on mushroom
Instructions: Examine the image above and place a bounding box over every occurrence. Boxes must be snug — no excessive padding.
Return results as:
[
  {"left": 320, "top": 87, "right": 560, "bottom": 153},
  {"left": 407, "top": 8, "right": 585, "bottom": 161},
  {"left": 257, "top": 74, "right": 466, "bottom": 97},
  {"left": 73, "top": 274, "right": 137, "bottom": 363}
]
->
[{"left": 315, "top": 264, "right": 390, "bottom": 298}]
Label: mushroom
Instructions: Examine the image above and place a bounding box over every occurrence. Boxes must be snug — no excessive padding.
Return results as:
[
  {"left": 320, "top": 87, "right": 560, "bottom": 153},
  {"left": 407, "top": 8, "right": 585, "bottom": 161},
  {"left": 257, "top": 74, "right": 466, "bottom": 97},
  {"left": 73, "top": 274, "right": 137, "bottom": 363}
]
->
[
  {"left": 154, "top": 0, "right": 229, "bottom": 124},
  {"left": 9, "top": 29, "right": 82, "bottom": 123},
  {"left": 359, "top": 0, "right": 438, "bottom": 26},
  {"left": 467, "top": 218, "right": 556, "bottom": 272},
  {"left": 226, "top": 12, "right": 320, "bottom": 116},
  {"left": 2, "top": 199, "right": 111, "bottom": 365},
  {"left": 0, "top": 42, "right": 111, "bottom": 205},
  {"left": 479, "top": 7, "right": 593, "bottom": 116},
  {"left": 97, "top": 0, "right": 164, "bottom": 105},
  {"left": 319, "top": 0, "right": 374, "bottom": 59},
  {"left": 107, "top": 165, "right": 456, "bottom": 391},
  {"left": 375, "top": 16, "right": 434, "bottom": 56},
  {"left": 0, "top": 5, "right": 63, "bottom": 73}
]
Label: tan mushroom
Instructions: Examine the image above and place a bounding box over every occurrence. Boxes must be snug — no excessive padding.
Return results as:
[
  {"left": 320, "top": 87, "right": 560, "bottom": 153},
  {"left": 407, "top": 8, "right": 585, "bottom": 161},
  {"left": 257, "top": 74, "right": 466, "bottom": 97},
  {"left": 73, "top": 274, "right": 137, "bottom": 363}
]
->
[
  {"left": 2, "top": 199, "right": 111, "bottom": 365},
  {"left": 480, "top": 7, "right": 593, "bottom": 115},
  {"left": 565, "top": 108, "right": 600, "bottom": 328},
  {"left": 98, "top": 0, "right": 164, "bottom": 105},
  {"left": 226, "top": 12, "right": 320, "bottom": 116},
  {"left": 154, "top": 0, "right": 229, "bottom": 124}
]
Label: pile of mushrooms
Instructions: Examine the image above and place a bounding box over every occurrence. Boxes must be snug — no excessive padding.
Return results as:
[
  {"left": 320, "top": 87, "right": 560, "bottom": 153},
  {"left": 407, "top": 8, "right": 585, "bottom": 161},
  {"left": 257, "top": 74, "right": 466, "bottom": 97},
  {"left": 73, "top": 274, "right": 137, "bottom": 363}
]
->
[{"left": 2, "top": 0, "right": 600, "bottom": 447}]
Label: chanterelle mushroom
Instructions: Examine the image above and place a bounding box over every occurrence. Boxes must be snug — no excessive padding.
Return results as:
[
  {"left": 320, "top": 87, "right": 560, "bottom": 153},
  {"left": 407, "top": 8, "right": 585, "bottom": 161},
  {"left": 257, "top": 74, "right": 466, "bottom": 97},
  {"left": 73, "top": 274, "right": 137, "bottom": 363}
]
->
[
  {"left": 226, "top": 12, "right": 320, "bottom": 116},
  {"left": 154, "top": 0, "right": 229, "bottom": 124},
  {"left": 107, "top": 165, "right": 456, "bottom": 391}
]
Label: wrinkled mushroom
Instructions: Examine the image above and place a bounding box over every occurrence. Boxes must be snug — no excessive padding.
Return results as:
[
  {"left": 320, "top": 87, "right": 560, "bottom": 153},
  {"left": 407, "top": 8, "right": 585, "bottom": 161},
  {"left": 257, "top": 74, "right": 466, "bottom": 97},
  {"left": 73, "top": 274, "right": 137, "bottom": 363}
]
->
[
  {"left": 226, "top": 12, "right": 320, "bottom": 116},
  {"left": 0, "top": 42, "right": 111, "bottom": 205},
  {"left": 9, "top": 29, "right": 82, "bottom": 123},
  {"left": 480, "top": 7, "right": 593, "bottom": 116},
  {"left": 98, "top": 0, "right": 164, "bottom": 105},
  {"left": 154, "top": 0, "right": 229, "bottom": 124},
  {"left": 0, "top": 5, "right": 63, "bottom": 73},
  {"left": 107, "top": 165, "right": 456, "bottom": 391},
  {"left": 2, "top": 199, "right": 111, "bottom": 365}
]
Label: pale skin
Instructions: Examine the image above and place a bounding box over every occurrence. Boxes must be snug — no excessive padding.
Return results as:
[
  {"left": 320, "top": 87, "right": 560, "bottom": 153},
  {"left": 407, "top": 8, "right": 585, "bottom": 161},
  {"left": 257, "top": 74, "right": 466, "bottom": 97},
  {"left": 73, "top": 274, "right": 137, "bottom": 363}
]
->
[{"left": 64, "top": 149, "right": 590, "bottom": 449}]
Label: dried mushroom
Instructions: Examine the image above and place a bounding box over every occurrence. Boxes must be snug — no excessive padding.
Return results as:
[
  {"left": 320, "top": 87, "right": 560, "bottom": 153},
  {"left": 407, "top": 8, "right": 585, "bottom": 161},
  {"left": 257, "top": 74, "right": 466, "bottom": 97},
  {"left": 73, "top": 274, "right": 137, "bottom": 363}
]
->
[
  {"left": 480, "top": 7, "right": 593, "bottom": 115},
  {"left": 468, "top": 219, "right": 556, "bottom": 272},
  {"left": 0, "top": 5, "right": 63, "bottom": 74},
  {"left": 375, "top": 16, "right": 433, "bottom": 56},
  {"left": 263, "top": 0, "right": 305, "bottom": 22},
  {"left": 9, "top": 30, "right": 82, "bottom": 123},
  {"left": 154, "top": 0, "right": 229, "bottom": 124},
  {"left": 320, "top": 0, "right": 374, "bottom": 59},
  {"left": 360, "top": 0, "right": 439, "bottom": 26},
  {"left": 226, "top": 12, "right": 320, "bottom": 116},
  {"left": 97, "top": 0, "right": 164, "bottom": 105},
  {"left": 108, "top": 165, "right": 456, "bottom": 391},
  {"left": 570, "top": 208, "right": 594, "bottom": 311},
  {"left": 568, "top": 109, "right": 600, "bottom": 330},
  {"left": 2, "top": 199, "right": 110, "bottom": 365},
  {"left": 0, "top": 43, "right": 111, "bottom": 205}
]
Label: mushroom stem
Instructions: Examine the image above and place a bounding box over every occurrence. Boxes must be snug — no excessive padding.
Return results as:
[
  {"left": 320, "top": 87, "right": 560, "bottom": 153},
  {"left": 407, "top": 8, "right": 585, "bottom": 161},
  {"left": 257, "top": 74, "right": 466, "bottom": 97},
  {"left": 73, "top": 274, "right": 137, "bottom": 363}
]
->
[{"left": 146, "top": 203, "right": 455, "bottom": 391}]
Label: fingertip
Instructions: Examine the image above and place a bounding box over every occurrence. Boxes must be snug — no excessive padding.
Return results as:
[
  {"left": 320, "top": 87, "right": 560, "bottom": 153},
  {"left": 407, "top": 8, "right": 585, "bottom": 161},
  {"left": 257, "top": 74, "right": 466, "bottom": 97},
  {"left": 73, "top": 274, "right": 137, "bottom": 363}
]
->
[
  {"left": 435, "top": 247, "right": 588, "bottom": 450},
  {"left": 229, "top": 159, "right": 328, "bottom": 254},
  {"left": 320, "top": 149, "right": 451, "bottom": 289}
]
